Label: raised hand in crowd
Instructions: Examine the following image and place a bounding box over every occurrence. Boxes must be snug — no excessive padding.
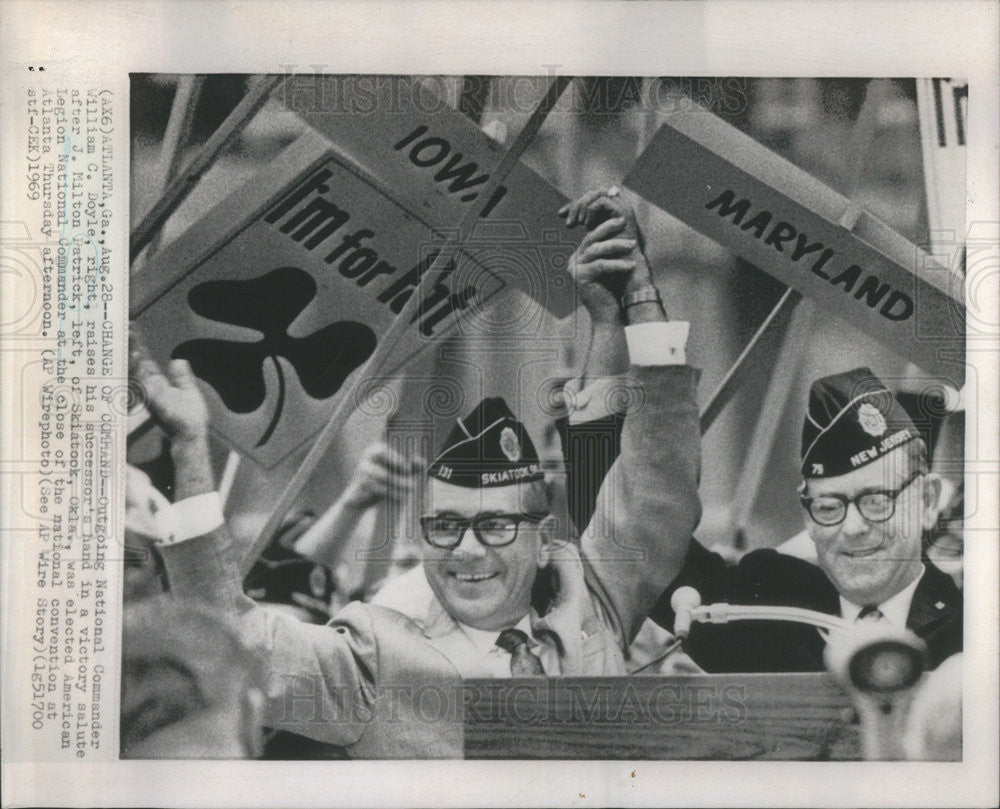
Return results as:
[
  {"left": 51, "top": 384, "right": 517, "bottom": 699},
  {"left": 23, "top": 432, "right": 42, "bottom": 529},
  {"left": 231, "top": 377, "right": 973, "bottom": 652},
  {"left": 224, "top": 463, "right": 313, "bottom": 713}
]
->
[
  {"left": 292, "top": 441, "right": 424, "bottom": 568},
  {"left": 341, "top": 442, "right": 425, "bottom": 510},
  {"left": 130, "top": 336, "right": 208, "bottom": 445},
  {"left": 130, "top": 332, "right": 213, "bottom": 500}
]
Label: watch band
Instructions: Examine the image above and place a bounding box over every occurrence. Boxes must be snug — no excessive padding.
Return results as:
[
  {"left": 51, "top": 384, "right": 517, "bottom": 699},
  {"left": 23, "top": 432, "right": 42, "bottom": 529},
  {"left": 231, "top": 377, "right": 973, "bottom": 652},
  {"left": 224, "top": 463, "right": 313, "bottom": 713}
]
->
[{"left": 620, "top": 285, "right": 663, "bottom": 309}]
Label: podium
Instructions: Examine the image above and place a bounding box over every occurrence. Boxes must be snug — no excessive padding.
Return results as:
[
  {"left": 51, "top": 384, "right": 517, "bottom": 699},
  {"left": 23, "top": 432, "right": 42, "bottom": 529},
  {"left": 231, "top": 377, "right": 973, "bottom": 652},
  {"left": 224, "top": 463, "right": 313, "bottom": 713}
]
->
[{"left": 462, "top": 674, "right": 860, "bottom": 759}]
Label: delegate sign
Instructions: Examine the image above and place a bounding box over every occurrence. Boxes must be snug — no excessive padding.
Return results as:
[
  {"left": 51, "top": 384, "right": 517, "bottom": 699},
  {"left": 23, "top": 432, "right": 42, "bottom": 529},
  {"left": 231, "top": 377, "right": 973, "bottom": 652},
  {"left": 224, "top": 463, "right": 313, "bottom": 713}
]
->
[
  {"left": 284, "top": 75, "right": 579, "bottom": 318},
  {"left": 625, "top": 105, "right": 965, "bottom": 385},
  {"left": 134, "top": 132, "right": 512, "bottom": 468}
]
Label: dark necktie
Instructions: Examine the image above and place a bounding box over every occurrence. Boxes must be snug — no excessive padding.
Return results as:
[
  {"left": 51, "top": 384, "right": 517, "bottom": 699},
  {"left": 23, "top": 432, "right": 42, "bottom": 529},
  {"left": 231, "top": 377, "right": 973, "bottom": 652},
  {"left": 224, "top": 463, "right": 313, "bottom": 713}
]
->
[
  {"left": 495, "top": 628, "right": 545, "bottom": 676},
  {"left": 857, "top": 604, "right": 884, "bottom": 623}
]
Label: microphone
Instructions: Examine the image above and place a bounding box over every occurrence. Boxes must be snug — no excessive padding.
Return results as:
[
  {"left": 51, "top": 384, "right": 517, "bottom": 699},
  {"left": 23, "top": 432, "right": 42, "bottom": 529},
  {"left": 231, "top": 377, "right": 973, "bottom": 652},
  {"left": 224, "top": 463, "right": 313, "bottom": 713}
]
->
[
  {"left": 670, "top": 586, "right": 702, "bottom": 639},
  {"left": 824, "top": 623, "right": 928, "bottom": 760}
]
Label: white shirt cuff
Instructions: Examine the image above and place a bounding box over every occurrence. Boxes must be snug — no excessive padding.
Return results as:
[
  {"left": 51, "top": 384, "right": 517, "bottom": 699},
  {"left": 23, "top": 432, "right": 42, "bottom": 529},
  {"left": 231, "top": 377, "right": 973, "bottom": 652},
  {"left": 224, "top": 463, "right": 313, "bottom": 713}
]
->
[
  {"left": 625, "top": 321, "right": 690, "bottom": 366},
  {"left": 159, "top": 492, "right": 225, "bottom": 545}
]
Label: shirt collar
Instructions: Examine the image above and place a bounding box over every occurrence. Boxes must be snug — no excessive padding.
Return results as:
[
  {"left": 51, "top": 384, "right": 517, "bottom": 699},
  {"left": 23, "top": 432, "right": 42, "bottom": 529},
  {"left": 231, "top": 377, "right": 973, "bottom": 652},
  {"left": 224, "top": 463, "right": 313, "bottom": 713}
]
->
[
  {"left": 840, "top": 564, "right": 926, "bottom": 627},
  {"left": 458, "top": 615, "right": 535, "bottom": 657}
]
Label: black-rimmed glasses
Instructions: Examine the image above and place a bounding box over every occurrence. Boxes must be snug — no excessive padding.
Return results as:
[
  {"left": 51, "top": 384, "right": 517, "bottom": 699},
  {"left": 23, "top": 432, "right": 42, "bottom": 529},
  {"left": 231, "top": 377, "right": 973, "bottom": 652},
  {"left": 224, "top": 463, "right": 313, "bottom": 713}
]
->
[
  {"left": 799, "top": 470, "right": 923, "bottom": 527},
  {"left": 419, "top": 512, "right": 547, "bottom": 549}
]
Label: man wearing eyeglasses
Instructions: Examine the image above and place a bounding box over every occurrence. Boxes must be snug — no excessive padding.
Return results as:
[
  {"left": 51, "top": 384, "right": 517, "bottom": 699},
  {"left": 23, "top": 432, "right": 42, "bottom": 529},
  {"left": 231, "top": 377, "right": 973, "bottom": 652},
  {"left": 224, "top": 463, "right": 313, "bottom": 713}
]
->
[
  {"left": 137, "top": 188, "right": 702, "bottom": 757},
  {"left": 650, "top": 366, "right": 962, "bottom": 673}
]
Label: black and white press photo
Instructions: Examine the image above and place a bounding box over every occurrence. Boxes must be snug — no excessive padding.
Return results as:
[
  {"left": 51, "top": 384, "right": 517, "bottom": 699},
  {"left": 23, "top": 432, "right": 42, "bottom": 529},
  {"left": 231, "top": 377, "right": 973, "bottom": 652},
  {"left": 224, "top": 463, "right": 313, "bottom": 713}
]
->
[
  {"left": 123, "top": 73, "right": 967, "bottom": 762},
  {"left": 3, "top": 4, "right": 997, "bottom": 807}
]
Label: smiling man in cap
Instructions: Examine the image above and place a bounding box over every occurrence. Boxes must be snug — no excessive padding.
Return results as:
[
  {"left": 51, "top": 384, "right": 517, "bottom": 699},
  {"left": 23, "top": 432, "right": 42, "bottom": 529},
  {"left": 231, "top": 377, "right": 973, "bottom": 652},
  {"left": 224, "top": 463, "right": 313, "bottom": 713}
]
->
[
  {"left": 420, "top": 398, "right": 553, "bottom": 649},
  {"left": 135, "top": 188, "right": 702, "bottom": 757},
  {"left": 651, "top": 366, "right": 962, "bottom": 673}
]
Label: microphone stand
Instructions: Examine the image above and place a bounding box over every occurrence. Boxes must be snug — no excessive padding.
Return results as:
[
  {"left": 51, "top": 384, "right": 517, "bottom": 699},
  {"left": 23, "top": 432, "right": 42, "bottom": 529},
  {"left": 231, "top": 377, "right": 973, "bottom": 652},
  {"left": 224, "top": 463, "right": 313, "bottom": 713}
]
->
[{"left": 667, "top": 587, "right": 928, "bottom": 760}]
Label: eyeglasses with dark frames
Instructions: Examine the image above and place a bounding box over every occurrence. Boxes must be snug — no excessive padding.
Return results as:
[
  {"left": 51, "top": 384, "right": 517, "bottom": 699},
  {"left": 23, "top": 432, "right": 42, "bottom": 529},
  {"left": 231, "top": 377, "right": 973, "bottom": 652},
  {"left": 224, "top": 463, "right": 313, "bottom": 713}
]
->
[
  {"left": 799, "top": 470, "right": 923, "bottom": 527},
  {"left": 419, "top": 512, "right": 547, "bottom": 549}
]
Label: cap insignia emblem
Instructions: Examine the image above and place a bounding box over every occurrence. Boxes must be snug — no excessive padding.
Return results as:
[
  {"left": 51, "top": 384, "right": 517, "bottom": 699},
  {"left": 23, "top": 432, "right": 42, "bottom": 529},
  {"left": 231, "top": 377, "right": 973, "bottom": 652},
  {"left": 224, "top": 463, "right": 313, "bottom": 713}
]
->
[
  {"left": 499, "top": 427, "right": 521, "bottom": 462},
  {"left": 858, "top": 402, "right": 887, "bottom": 437}
]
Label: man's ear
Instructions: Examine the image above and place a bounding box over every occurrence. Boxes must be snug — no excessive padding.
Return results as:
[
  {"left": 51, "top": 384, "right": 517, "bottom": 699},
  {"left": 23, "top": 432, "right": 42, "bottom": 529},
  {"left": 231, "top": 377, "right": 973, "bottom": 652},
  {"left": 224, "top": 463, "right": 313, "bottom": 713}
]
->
[
  {"left": 920, "top": 472, "right": 943, "bottom": 532},
  {"left": 797, "top": 480, "right": 815, "bottom": 536},
  {"left": 535, "top": 514, "right": 559, "bottom": 568}
]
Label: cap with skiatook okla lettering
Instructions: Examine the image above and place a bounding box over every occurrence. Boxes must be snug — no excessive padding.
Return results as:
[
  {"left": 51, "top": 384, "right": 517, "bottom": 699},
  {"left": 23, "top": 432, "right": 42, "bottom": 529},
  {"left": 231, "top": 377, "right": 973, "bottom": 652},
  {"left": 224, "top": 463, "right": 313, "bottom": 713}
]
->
[{"left": 428, "top": 397, "right": 544, "bottom": 488}]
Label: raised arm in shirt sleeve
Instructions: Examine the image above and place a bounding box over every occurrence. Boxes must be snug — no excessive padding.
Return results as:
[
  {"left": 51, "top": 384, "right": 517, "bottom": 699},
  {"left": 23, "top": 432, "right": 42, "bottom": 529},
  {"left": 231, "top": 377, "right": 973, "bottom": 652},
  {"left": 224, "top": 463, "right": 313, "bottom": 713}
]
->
[
  {"left": 132, "top": 347, "right": 382, "bottom": 747},
  {"left": 557, "top": 321, "right": 690, "bottom": 534},
  {"left": 581, "top": 321, "right": 701, "bottom": 647}
]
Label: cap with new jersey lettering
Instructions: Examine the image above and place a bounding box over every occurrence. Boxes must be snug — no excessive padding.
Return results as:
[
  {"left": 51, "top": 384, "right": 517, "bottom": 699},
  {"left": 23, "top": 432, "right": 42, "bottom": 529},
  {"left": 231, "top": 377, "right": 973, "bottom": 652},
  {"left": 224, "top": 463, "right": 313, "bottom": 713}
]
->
[
  {"left": 801, "top": 367, "right": 918, "bottom": 478},
  {"left": 428, "top": 397, "right": 544, "bottom": 488}
]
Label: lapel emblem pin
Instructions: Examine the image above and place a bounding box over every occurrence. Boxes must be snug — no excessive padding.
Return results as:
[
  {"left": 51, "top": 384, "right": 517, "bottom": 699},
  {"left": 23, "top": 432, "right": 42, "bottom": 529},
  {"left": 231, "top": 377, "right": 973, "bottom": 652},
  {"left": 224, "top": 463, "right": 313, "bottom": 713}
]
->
[{"left": 935, "top": 601, "right": 945, "bottom": 610}]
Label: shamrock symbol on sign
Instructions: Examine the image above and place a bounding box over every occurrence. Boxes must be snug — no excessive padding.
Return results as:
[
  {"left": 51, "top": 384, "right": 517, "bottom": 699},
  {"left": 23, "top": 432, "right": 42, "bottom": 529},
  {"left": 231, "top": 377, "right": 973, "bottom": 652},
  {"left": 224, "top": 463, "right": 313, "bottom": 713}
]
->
[{"left": 172, "top": 267, "right": 376, "bottom": 447}]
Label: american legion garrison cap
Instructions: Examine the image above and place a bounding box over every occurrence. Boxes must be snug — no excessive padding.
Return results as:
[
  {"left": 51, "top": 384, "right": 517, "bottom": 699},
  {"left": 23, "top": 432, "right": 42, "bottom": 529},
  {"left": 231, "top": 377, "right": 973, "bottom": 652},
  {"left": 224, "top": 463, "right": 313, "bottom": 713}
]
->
[
  {"left": 801, "top": 367, "right": 919, "bottom": 478},
  {"left": 428, "top": 397, "right": 544, "bottom": 488}
]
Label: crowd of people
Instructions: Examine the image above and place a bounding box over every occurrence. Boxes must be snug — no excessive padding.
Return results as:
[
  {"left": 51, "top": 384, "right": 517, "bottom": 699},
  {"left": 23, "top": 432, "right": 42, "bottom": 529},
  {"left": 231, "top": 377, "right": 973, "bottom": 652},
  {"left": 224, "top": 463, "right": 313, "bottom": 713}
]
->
[{"left": 121, "top": 189, "right": 963, "bottom": 760}]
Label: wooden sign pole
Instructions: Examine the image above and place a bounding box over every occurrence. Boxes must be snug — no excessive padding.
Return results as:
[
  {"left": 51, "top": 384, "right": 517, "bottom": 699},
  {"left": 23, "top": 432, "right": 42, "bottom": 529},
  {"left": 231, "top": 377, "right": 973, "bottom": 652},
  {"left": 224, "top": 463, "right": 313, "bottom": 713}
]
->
[
  {"left": 242, "top": 75, "right": 575, "bottom": 571},
  {"left": 130, "top": 74, "right": 287, "bottom": 261},
  {"left": 699, "top": 287, "right": 803, "bottom": 433},
  {"left": 127, "top": 76, "right": 207, "bottom": 435},
  {"left": 137, "top": 75, "right": 206, "bottom": 267}
]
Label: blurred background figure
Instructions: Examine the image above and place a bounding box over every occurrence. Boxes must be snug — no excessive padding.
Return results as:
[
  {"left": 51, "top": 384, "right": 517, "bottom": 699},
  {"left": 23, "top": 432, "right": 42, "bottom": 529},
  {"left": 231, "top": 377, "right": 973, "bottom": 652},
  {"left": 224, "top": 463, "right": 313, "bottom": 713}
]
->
[
  {"left": 243, "top": 440, "right": 423, "bottom": 625},
  {"left": 291, "top": 440, "right": 424, "bottom": 612},
  {"left": 293, "top": 441, "right": 423, "bottom": 567},
  {"left": 242, "top": 508, "right": 336, "bottom": 624},
  {"left": 926, "top": 406, "right": 964, "bottom": 589},
  {"left": 120, "top": 597, "right": 266, "bottom": 759}
]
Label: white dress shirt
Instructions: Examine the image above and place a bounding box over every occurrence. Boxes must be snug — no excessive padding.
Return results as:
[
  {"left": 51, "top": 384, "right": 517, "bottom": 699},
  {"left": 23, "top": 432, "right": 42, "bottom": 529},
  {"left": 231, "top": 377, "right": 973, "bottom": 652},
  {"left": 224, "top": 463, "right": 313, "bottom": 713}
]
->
[
  {"left": 160, "top": 491, "right": 225, "bottom": 545},
  {"left": 839, "top": 565, "right": 926, "bottom": 628},
  {"left": 457, "top": 615, "right": 560, "bottom": 677}
]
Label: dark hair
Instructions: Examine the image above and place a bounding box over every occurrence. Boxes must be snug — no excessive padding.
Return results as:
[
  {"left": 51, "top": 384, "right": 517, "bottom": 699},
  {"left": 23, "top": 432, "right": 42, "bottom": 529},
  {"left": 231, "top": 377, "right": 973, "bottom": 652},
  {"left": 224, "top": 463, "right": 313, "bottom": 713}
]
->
[
  {"left": 907, "top": 437, "right": 930, "bottom": 475},
  {"left": 121, "top": 656, "right": 207, "bottom": 752},
  {"left": 120, "top": 598, "right": 264, "bottom": 756}
]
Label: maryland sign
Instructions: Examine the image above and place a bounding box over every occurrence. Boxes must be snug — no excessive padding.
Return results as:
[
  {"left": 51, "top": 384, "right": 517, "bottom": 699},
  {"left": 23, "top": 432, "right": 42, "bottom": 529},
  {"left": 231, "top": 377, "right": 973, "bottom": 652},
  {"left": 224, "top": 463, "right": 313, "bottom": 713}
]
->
[{"left": 625, "top": 104, "right": 965, "bottom": 385}]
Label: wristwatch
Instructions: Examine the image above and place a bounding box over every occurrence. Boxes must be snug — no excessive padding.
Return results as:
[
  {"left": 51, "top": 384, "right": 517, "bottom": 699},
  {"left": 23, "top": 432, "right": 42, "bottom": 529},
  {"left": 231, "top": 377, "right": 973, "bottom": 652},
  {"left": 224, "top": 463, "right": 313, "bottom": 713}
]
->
[{"left": 620, "top": 285, "right": 663, "bottom": 310}]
